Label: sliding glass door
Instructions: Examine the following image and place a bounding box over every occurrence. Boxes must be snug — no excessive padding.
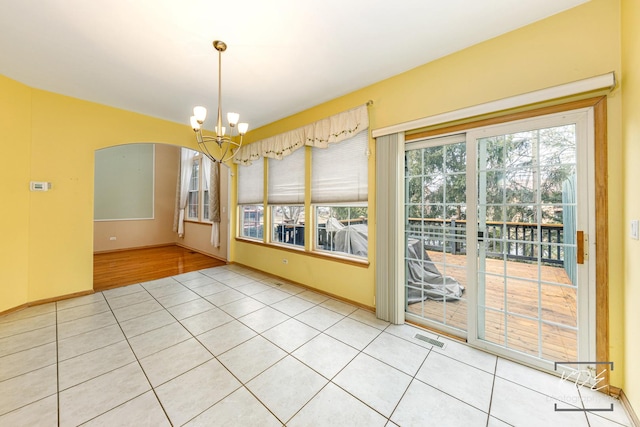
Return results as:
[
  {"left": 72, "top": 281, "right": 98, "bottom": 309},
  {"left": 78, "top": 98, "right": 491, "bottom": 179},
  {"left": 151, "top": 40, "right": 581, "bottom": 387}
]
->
[
  {"left": 405, "top": 135, "right": 469, "bottom": 336},
  {"left": 404, "top": 109, "right": 594, "bottom": 369},
  {"left": 471, "top": 117, "right": 590, "bottom": 365}
]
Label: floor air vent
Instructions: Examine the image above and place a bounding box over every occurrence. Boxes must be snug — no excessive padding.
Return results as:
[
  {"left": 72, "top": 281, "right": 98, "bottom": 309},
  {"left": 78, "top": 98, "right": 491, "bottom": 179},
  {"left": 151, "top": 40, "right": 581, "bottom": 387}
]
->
[{"left": 414, "top": 334, "right": 446, "bottom": 348}]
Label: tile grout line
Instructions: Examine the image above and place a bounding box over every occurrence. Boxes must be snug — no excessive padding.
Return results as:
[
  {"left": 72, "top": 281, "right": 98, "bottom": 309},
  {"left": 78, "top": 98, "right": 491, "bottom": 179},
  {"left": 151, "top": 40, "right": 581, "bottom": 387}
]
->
[
  {"left": 174, "top": 268, "right": 393, "bottom": 425},
  {"left": 0, "top": 339, "right": 57, "bottom": 377},
  {"left": 383, "top": 326, "right": 504, "bottom": 419},
  {"left": 219, "top": 271, "right": 341, "bottom": 426},
  {"left": 321, "top": 325, "right": 391, "bottom": 423},
  {"left": 167, "top": 270, "right": 286, "bottom": 426},
  {"left": 0, "top": 315, "right": 56, "bottom": 341},
  {"left": 55, "top": 300, "right": 60, "bottom": 427},
  {"left": 484, "top": 353, "right": 499, "bottom": 426},
  {"left": 97, "top": 287, "right": 174, "bottom": 426},
  {"left": 385, "top": 342, "right": 434, "bottom": 425}
]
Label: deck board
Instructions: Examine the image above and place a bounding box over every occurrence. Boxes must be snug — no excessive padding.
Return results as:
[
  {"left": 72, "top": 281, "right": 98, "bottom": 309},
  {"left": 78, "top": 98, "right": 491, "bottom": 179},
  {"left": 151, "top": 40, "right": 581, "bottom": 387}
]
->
[{"left": 407, "top": 250, "right": 577, "bottom": 362}]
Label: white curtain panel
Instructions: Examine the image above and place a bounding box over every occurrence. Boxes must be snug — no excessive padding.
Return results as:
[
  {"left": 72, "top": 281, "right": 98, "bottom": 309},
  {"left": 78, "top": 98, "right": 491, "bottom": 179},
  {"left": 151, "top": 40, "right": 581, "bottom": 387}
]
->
[
  {"left": 212, "top": 159, "right": 221, "bottom": 248},
  {"left": 177, "top": 148, "right": 197, "bottom": 237}
]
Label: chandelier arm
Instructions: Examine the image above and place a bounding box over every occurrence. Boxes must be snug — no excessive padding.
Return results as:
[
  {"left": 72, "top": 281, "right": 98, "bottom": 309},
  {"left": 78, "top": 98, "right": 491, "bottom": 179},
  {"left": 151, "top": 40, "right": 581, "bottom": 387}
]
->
[
  {"left": 198, "top": 142, "right": 219, "bottom": 164},
  {"left": 194, "top": 130, "right": 204, "bottom": 144},
  {"left": 199, "top": 135, "right": 222, "bottom": 142}
]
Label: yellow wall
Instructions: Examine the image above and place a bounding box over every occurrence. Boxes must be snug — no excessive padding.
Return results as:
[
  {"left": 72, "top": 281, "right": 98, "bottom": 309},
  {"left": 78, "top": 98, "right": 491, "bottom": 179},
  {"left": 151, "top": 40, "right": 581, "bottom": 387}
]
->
[
  {"left": 234, "top": 0, "right": 626, "bottom": 387},
  {"left": 0, "top": 76, "right": 31, "bottom": 311},
  {"left": 0, "top": 75, "right": 198, "bottom": 312},
  {"left": 622, "top": 0, "right": 640, "bottom": 412}
]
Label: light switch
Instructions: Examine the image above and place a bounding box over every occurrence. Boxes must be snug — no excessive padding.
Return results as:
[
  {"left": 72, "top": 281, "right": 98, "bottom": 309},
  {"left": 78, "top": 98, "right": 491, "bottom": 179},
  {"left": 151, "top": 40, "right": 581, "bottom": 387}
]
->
[
  {"left": 30, "top": 181, "right": 52, "bottom": 191},
  {"left": 631, "top": 220, "right": 639, "bottom": 240}
]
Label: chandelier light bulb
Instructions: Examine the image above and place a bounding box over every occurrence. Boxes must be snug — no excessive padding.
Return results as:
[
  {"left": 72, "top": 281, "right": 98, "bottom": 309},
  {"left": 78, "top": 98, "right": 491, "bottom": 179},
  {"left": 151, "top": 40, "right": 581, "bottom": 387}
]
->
[
  {"left": 215, "top": 126, "right": 226, "bottom": 136},
  {"left": 190, "top": 116, "right": 201, "bottom": 131},
  {"left": 193, "top": 106, "right": 207, "bottom": 124},
  {"left": 238, "top": 122, "right": 249, "bottom": 135},
  {"left": 227, "top": 112, "right": 240, "bottom": 126}
]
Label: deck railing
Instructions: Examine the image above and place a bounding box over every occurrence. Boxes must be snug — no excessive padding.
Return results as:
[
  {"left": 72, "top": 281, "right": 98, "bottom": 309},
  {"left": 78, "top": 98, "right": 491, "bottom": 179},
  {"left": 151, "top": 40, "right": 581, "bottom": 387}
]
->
[
  {"left": 270, "top": 218, "right": 565, "bottom": 266},
  {"left": 274, "top": 223, "right": 305, "bottom": 246},
  {"left": 407, "top": 218, "right": 565, "bottom": 266}
]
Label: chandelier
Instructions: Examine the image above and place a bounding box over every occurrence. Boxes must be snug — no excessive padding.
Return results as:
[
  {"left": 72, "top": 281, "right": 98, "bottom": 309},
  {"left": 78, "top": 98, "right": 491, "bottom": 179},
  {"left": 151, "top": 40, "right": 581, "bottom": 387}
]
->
[{"left": 190, "top": 40, "right": 249, "bottom": 163}]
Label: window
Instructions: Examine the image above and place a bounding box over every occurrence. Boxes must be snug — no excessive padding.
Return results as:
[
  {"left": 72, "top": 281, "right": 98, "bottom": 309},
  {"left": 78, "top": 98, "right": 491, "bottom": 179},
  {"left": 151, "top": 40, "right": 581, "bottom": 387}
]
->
[
  {"left": 315, "top": 205, "right": 368, "bottom": 255},
  {"left": 238, "top": 158, "right": 264, "bottom": 240},
  {"left": 268, "top": 148, "right": 305, "bottom": 247},
  {"left": 234, "top": 105, "right": 370, "bottom": 261},
  {"left": 187, "top": 158, "right": 199, "bottom": 220},
  {"left": 271, "top": 205, "right": 305, "bottom": 246},
  {"left": 312, "top": 130, "right": 369, "bottom": 257},
  {"left": 240, "top": 205, "right": 263, "bottom": 239},
  {"left": 186, "top": 154, "right": 212, "bottom": 223}
]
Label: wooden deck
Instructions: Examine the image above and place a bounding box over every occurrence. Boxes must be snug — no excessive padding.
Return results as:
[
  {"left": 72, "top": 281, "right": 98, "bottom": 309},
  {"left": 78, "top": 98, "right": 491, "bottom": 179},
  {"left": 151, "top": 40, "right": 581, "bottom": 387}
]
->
[{"left": 407, "top": 250, "right": 578, "bottom": 362}]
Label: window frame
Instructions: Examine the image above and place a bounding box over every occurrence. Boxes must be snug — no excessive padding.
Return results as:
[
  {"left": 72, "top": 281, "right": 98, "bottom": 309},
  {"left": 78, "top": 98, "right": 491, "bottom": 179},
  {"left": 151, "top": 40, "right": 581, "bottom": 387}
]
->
[
  {"left": 238, "top": 204, "right": 264, "bottom": 240},
  {"left": 186, "top": 154, "right": 212, "bottom": 224},
  {"left": 313, "top": 203, "right": 368, "bottom": 258},
  {"left": 270, "top": 204, "right": 305, "bottom": 248}
]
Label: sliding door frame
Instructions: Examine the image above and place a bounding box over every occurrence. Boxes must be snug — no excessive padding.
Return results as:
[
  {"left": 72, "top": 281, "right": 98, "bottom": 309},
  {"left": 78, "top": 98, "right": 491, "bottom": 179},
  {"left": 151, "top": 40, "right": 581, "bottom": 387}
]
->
[{"left": 404, "top": 96, "right": 609, "bottom": 384}]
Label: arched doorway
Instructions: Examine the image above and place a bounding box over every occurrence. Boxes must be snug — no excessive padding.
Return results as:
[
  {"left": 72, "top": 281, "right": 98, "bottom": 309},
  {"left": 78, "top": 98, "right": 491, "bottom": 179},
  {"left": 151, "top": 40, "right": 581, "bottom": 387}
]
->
[{"left": 93, "top": 142, "right": 230, "bottom": 291}]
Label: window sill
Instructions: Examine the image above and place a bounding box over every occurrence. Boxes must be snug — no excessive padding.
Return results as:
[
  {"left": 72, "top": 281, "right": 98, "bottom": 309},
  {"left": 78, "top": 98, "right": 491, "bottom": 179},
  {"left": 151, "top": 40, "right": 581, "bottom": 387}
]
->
[
  {"left": 185, "top": 219, "right": 213, "bottom": 226},
  {"left": 235, "top": 237, "right": 370, "bottom": 268}
]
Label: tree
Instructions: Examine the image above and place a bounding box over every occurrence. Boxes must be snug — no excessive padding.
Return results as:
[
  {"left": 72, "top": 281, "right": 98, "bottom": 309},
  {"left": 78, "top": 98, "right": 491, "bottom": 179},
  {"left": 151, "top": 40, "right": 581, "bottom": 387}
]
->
[
  {"left": 406, "top": 124, "right": 576, "bottom": 225},
  {"left": 280, "top": 206, "right": 303, "bottom": 224}
]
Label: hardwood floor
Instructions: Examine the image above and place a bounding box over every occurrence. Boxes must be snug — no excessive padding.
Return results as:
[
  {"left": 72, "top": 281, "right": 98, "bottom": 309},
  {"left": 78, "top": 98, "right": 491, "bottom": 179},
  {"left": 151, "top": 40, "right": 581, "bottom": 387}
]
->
[{"left": 93, "top": 245, "right": 226, "bottom": 292}]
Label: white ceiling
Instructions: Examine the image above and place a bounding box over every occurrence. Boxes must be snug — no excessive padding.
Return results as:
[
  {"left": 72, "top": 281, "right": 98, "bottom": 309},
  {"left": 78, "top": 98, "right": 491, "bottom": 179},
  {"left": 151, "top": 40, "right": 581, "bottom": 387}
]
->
[{"left": 0, "top": 0, "right": 588, "bottom": 131}]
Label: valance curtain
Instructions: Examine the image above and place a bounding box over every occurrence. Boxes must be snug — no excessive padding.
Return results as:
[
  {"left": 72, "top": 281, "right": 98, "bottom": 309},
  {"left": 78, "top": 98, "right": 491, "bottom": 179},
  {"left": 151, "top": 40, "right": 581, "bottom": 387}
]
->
[
  {"left": 234, "top": 104, "right": 369, "bottom": 165},
  {"left": 175, "top": 148, "right": 197, "bottom": 237}
]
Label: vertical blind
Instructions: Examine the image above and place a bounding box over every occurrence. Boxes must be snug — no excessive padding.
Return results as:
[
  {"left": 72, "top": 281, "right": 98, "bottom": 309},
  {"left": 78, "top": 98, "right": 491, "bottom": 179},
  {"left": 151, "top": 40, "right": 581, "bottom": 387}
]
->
[
  {"left": 237, "top": 159, "right": 264, "bottom": 204},
  {"left": 268, "top": 147, "right": 305, "bottom": 204},
  {"left": 311, "top": 130, "right": 368, "bottom": 203}
]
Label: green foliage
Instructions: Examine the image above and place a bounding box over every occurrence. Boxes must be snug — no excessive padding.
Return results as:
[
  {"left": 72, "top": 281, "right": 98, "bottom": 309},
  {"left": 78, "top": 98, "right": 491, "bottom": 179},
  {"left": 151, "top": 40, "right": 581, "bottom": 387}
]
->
[
  {"left": 330, "top": 206, "right": 368, "bottom": 221},
  {"left": 406, "top": 125, "right": 576, "bottom": 224}
]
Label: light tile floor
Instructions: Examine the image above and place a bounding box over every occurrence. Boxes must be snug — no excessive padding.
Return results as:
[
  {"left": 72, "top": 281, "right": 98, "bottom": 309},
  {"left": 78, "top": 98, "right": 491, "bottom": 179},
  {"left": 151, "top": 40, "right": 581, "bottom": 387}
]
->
[{"left": 0, "top": 265, "right": 632, "bottom": 426}]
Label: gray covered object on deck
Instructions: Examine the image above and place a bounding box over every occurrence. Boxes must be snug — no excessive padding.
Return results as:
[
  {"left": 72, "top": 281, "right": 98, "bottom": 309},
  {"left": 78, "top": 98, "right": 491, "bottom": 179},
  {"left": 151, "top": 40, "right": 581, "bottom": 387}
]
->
[
  {"left": 406, "top": 238, "right": 464, "bottom": 302},
  {"left": 333, "top": 224, "right": 464, "bottom": 302}
]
